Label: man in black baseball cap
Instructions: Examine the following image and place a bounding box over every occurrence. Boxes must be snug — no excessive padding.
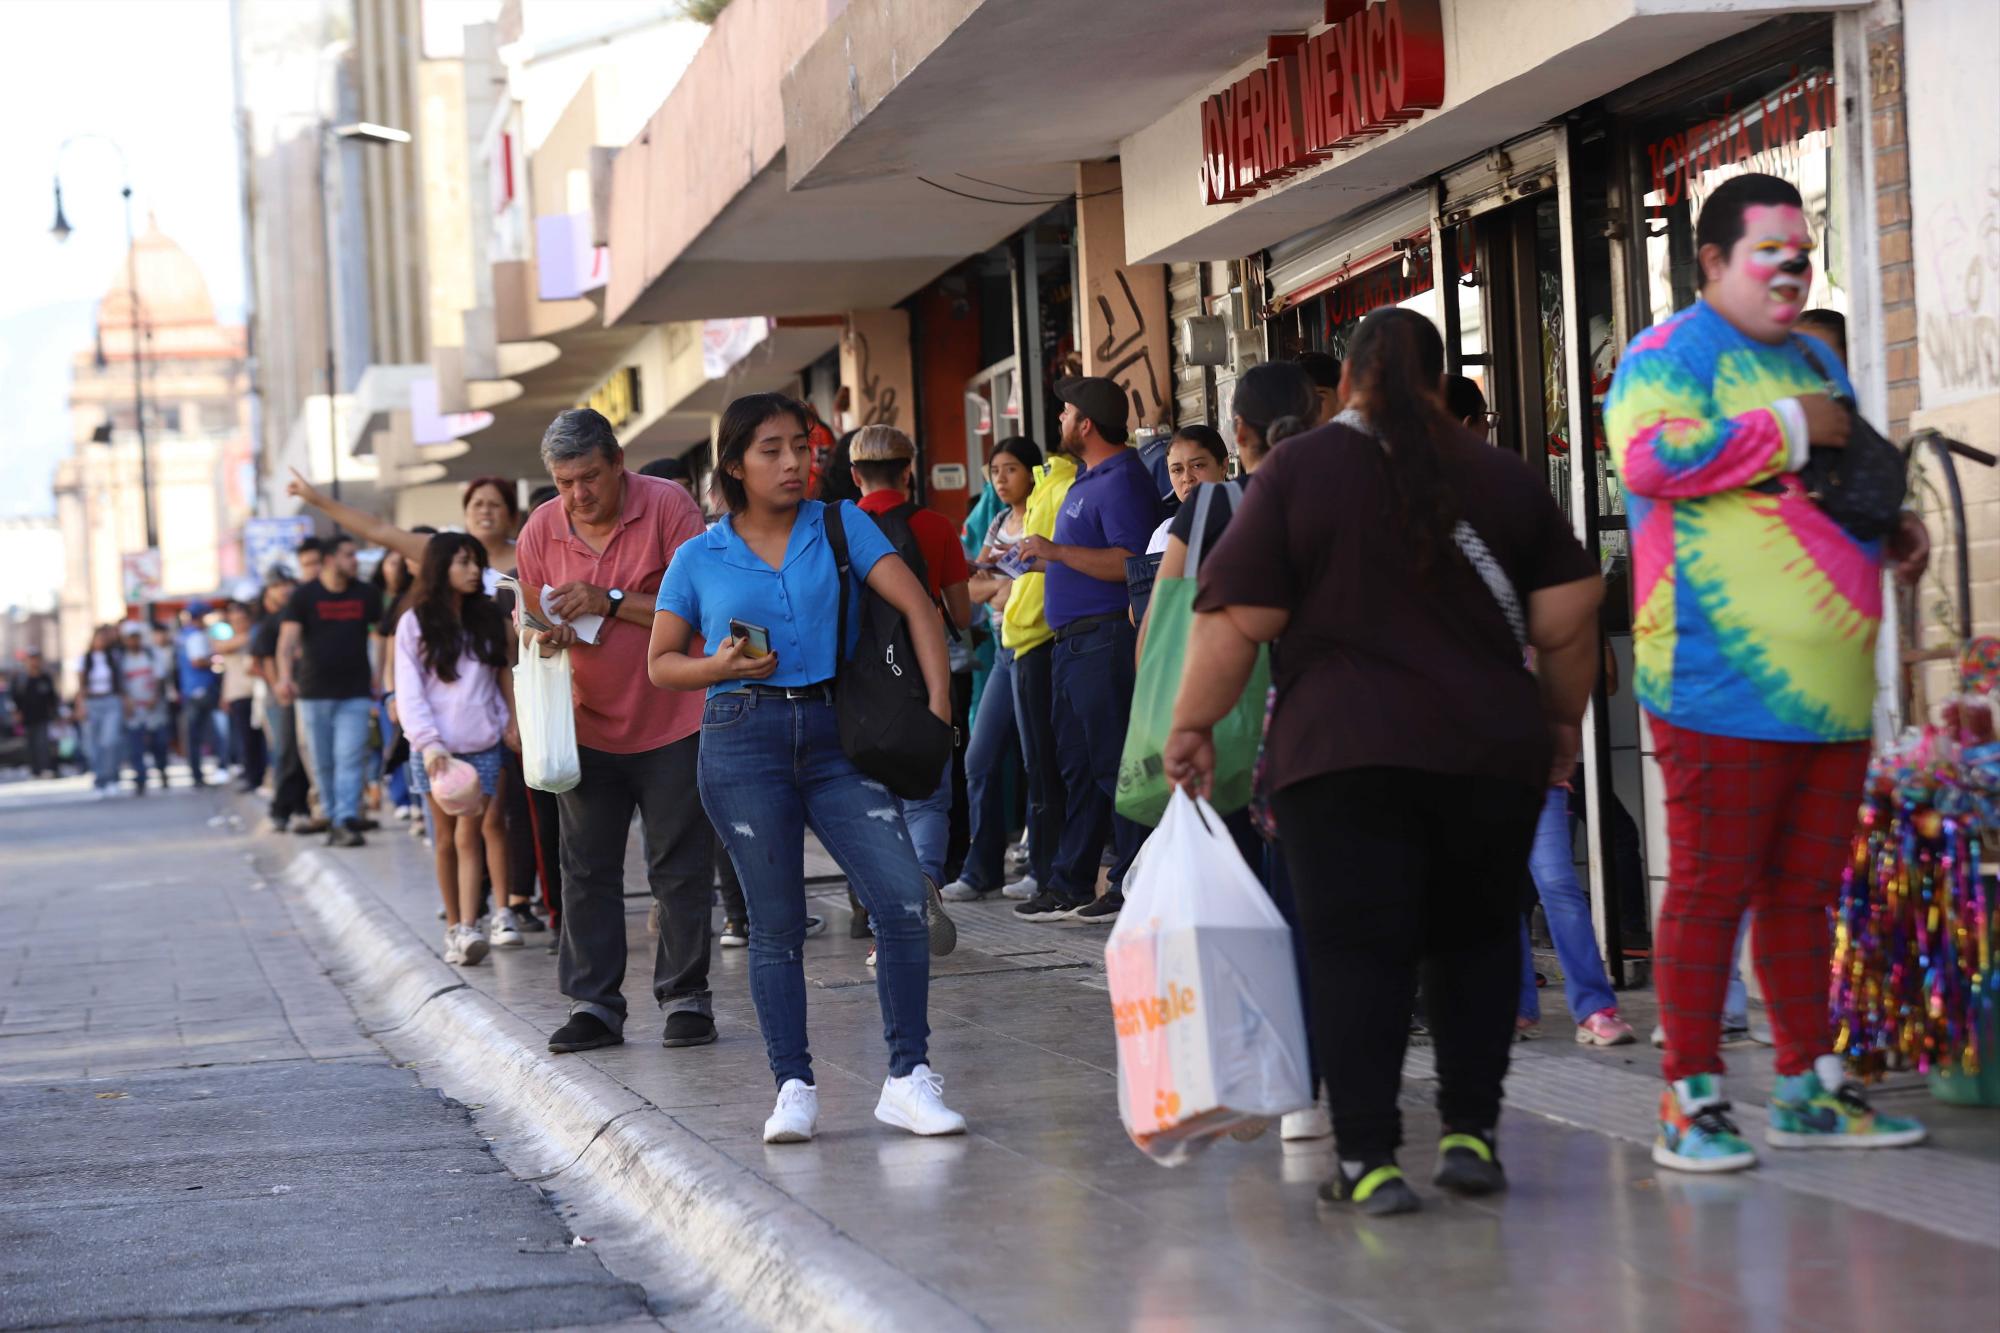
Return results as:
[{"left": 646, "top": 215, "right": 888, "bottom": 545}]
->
[{"left": 1015, "top": 375, "right": 1160, "bottom": 927}]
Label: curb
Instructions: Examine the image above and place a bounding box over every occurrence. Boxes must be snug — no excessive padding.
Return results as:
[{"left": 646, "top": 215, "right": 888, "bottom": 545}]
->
[{"left": 281, "top": 848, "right": 984, "bottom": 1333}]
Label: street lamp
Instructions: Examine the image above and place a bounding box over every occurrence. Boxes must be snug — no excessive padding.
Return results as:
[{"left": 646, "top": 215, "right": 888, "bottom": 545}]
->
[
  {"left": 316, "top": 120, "right": 411, "bottom": 503},
  {"left": 51, "top": 135, "right": 157, "bottom": 553}
]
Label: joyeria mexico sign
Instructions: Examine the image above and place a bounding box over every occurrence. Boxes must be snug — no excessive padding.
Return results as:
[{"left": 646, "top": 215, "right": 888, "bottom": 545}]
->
[{"left": 1200, "top": 0, "right": 1445, "bottom": 206}]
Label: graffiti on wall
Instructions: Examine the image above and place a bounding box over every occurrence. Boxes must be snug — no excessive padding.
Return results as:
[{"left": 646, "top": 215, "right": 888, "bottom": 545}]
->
[
  {"left": 848, "top": 328, "right": 902, "bottom": 428},
  {"left": 1919, "top": 171, "right": 2000, "bottom": 397},
  {"left": 1091, "top": 269, "right": 1166, "bottom": 427}
]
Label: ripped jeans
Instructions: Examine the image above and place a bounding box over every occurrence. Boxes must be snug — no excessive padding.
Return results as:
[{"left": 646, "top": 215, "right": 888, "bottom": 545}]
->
[{"left": 699, "top": 690, "right": 931, "bottom": 1088}]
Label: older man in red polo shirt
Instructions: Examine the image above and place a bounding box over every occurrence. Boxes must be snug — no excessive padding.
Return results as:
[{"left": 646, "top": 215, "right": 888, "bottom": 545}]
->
[{"left": 519, "top": 407, "right": 714, "bottom": 1055}]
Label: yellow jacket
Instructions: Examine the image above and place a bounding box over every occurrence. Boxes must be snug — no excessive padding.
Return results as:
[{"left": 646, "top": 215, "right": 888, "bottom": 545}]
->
[{"left": 1000, "top": 454, "right": 1078, "bottom": 653}]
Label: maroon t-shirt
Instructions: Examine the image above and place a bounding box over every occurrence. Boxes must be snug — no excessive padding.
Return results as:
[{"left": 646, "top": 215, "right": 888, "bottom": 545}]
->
[{"left": 1194, "top": 418, "right": 1595, "bottom": 794}]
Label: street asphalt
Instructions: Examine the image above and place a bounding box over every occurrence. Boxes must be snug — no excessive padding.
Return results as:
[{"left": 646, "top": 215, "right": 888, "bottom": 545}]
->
[{"left": 0, "top": 769, "right": 657, "bottom": 1332}]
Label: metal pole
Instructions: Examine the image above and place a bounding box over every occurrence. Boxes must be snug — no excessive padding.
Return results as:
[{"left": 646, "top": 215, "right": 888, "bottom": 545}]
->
[
  {"left": 318, "top": 124, "right": 341, "bottom": 503},
  {"left": 121, "top": 184, "right": 158, "bottom": 552}
]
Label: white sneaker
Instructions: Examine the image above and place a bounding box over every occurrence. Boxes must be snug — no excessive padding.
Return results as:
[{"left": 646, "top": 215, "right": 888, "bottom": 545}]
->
[
  {"left": 875, "top": 1063, "right": 967, "bottom": 1136},
  {"left": 865, "top": 947, "right": 877, "bottom": 968},
  {"left": 1280, "top": 1102, "right": 1333, "bottom": 1142},
  {"left": 763, "top": 1079, "right": 819, "bottom": 1144},
  {"left": 1000, "top": 874, "right": 1039, "bottom": 901},
  {"left": 939, "top": 878, "right": 986, "bottom": 902},
  {"left": 442, "top": 926, "right": 464, "bottom": 965},
  {"left": 491, "top": 908, "right": 524, "bottom": 948},
  {"left": 457, "top": 924, "right": 489, "bottom": 967}
]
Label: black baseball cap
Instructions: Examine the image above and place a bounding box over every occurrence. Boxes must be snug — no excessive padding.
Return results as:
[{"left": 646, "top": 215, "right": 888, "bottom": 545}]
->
[{"left": 1055, "top": 376, "right": 1129, "bottom": 444}]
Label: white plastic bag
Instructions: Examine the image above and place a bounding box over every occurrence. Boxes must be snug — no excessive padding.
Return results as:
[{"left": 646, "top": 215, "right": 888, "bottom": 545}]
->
[
  {"left": 515, "top": 626, "right": 581, "bottom": 793},
  {"left": 1105, "top": 786, "right": 1311, "bottom": 1165}
]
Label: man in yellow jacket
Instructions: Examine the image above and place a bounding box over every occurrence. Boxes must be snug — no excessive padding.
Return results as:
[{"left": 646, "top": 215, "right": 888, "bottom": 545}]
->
[{"left": 999, "top": 450, "right": 1077, "bottom": 902}]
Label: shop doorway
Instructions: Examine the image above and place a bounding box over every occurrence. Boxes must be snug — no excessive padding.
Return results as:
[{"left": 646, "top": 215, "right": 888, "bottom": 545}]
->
[{"left": 1437, "top": 132, "right": 1648, "bottom": 987}]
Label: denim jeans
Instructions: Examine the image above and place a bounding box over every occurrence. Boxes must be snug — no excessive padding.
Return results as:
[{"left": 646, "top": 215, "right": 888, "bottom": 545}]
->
[
  {"left": 125, "top": 721, "right": 168, "bottom": 791},
  {"left": 263, "top": 697, "right": 310, "bottom": 822},
  {"left": 959, "top": 646, "right": 1022, "bottom": 891},
  {"left": 895, "top": 763, "right": 952, "bottom": 886},
  {"left": 182, "top": 689, "right": 220, "bottom": 784},
  {"left": 1010, "top": 642, "right": 1064, "bottom": 888},
  {"left": 699, "top": 691, "right": 931, "bottom": 1088},
  {"left": 556, "top": 735, "right": 712, "bottom": 1033},
  {"left": 1516, "top": 787, "right": 1617, "bottom": 1023},
  {"left": 1048, "top": 616, "right": 1143, "bottom": 904},
  {"left": 85, "top": 702, "right": 124, "bottom": 790},
  {"left": 297, "top": 696, "right": 373, "bottom": 826}
]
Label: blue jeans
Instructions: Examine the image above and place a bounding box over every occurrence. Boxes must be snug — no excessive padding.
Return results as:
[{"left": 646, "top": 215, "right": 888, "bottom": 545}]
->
[
  {"left": 1517, "top": 787, "right": 1618, "bottom": 1024},
  {"left": 85, "top": 702, "right": 124, "bottom": 790},
  {"left": 182, "top": 690, "right": 220, "bottom": 784},
  {"left": 297, "top": 696, "right": 373, "bottom": 827},
  {"left": 699, "top": 691, "right": 931, "bottom": 1088},
  {"left": 125, "top": 721, "right": 169, "bottom": 790},
  {"left": 896, "top": 764, "right": 952, "bottom": 886},
  {"left": 1048, "top": 616, "right": 1143, "bottom": 904},
  {"left": 959, "top": 646, "right": 1022, "bottom": 891}
]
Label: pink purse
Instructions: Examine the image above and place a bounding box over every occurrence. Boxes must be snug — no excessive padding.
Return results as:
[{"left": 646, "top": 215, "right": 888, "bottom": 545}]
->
[{"left": 431, "top": 756, "right": 483, "bottom": 817}]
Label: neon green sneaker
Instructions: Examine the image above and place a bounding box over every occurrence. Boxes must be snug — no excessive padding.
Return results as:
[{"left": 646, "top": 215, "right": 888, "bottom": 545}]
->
[
  {"left": 1768, "top": 1056, "right": 1927, "bottom": 1150},
  {"left": 1317, "top": 1156, "right": 1422, "bottom": 1216},
  {"left": 1653, "top": 1074, "right": 1758, "bottom": 1173}
]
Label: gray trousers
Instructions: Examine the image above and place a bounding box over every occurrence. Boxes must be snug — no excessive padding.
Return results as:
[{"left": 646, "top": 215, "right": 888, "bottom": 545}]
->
[{"left": 556, "top": 733, "right": 713, "bottom": 1033}]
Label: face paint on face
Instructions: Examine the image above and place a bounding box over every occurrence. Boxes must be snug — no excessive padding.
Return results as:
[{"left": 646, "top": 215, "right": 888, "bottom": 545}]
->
[{"left": 1710, "top": 203, "right": 1815, "bottom": 343}]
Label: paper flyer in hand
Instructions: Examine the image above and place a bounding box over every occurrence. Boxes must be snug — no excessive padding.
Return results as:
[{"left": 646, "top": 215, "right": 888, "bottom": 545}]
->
[{"left": 540, "top": 584, "right": 604, "bottom": 644}]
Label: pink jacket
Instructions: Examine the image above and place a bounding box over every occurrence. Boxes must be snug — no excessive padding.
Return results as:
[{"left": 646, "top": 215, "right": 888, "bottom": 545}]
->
[{"left": 393, "top": 613, "right": 508, "bottom": 756}]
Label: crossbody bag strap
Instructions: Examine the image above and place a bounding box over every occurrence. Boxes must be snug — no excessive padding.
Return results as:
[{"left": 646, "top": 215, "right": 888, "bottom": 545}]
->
[
  {"left": 1452, "top": 520, "right": 1527, "bottom": 649},
  {"left": 825, "top": 502, "right": 852, "bottom": 666},
  {"left": 1182, "top": 479, "right": 1242, "bottom": 578}
]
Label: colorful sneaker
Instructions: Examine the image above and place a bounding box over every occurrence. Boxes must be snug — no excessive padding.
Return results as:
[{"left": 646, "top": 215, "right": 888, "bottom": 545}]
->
[
  {"left": 1767, "top": 1056, "right": 1927, "bottom": 1150},
  {"left": 1317, "top": 1156, "right": 1421, "bottom": 1216},
  {"left": 1653, "top": 1075, "right": 1757, "bottom": 1173},
  {"left": 1575, "top": 1009, "right": 1636, "bottom": 1047},
  {"left": 1433, "top": 1129, "right": 1506, "bottom": 1196}
]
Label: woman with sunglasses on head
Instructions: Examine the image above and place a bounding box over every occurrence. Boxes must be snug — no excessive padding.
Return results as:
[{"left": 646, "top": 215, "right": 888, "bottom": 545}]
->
[{"left": 648, "top": 392, "right": 966, "bottom": 1145}]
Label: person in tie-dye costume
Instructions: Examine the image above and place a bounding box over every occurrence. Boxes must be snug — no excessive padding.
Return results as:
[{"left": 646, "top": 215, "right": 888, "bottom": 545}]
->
[{"left": 1607, "top": 173, "right": 1931, "bottom": 1173}]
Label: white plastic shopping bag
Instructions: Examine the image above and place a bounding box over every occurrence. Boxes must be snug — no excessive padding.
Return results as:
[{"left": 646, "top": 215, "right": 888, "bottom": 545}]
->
[
  {"left": 515, "top": 626, "right": 581, "bottom": 793},
  {"left": 1105, "top": 786, "right": 1310, "bottom": 1164}
]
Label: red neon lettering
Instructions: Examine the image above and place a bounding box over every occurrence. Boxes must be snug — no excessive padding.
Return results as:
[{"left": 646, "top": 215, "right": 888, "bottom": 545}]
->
[
  {"left": 1391, "top": 0, "right": 1445, "bottom": 109},
  {"left": 1200, "top": 95, "right": 1230, "bottom": 205},
  {"left": 1312, "top": 30, "right": 1343, "bottom": 150},
  {"left": 1365, "top": 2, "right": 1390, "bottom": 125},
  {"left": 1230, "top": 73, "right": 1258, "bottom": 196},
  {"left": 1269, "top": 58, "right": 1302, "bottom": 171},
  {"left": 1246, "top": 66, "right": 1272, "bottom": 180}
]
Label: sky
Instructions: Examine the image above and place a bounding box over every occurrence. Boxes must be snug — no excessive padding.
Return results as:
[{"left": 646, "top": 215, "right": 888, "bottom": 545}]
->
[{"left": 0, "top": 0, "right": 247, "bottom": 521}]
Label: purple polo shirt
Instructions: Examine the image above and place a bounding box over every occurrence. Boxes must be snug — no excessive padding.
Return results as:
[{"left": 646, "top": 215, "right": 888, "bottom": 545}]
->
[{"left": 1046, "top": 447, "right": 1161, "bottom": 629}]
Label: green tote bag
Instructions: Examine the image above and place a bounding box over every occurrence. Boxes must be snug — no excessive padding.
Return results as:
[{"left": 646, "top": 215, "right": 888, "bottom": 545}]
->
[{"left": 1115, "top": 481, "right": 1270, "bottom": 827}]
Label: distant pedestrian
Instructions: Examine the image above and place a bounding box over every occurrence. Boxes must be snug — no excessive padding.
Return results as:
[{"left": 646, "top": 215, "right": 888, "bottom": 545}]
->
[
  {"left": 218, "top": 602, "right": 266, "bottom": 791},
  {"left": 1607, "top": 173, "right": 1930, "bottom": 1172},
  {"left": 277, "top": 536, "right": 384, "bottom": 848},
  {"left": 8, "top": 649, "right": 61, "bottom": 778},
  {"left": 251, "top": 577, "right": 310, "bottom": 832},
  {"left": 1143, "top": 426, "right": 1228, "bottom": 555},
  {"left": 1015, "top": 376, "right": 1163, "bottom": 924},
  {"left": 1167, "top": 307, "right": 1603, "bottom": 1214},
  {"left": 650, "top": 392, "right": 967, "bottom": 1144},
  {"left": 518, "top": 408, "right": 716, "bottom": 1056},
  {"left": 1294, "top": 351, "right": 1344, "bottom": 425},
  {"left": 76, "top": 625, "right": 126, "bottom": 799},
  {"left": 848, "top": 424, "right": 973, "bottom": 895},
  {"left": 118, "top": 623, "right": 170, "bottom": 794},
  {"left": 396, "top": 534, "right": 520, "bottom": 967},
  {"left": 175, "top": 602, "right": 221, "bottom": 787},
  {"left": 945, "top": 435, "right": 1045, "bottom": 901}
]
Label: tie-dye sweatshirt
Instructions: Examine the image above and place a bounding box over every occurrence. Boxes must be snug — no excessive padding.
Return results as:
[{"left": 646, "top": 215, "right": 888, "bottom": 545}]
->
[{"left": 1606, "top": 300, "right": 1880, "bottom": 743}]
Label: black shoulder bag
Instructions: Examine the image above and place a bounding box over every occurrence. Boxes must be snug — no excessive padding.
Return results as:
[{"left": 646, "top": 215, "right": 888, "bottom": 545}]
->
[
  {"left": 824, "top": 503, "right": 953, "bottom": 800},
  {"left": 1772, "top": 337, "right": 1910, "bottom": 543}
]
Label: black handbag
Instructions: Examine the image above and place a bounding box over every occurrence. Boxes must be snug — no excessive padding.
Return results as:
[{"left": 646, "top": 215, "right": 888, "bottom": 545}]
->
[
  {"left": 824, "top": 504, "right": 953, "bottom": 800},
  {"left": 1779, "top": 338, "right": 1910, "bottom": 542}
]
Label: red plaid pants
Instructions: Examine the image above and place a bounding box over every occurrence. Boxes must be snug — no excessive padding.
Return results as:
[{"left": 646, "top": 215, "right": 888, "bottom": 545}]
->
[{"left": 1651, "top": 716, "right": 1868, "bottom": 1081}]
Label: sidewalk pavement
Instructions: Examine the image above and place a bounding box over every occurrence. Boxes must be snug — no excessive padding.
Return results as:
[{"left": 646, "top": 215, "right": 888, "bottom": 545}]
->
[
  {"left": 0, "top": 770, "right": 656, "bottom": 1331},
  {"left": 258, "top": 795, "right": 2000, "bottom": 1332}
]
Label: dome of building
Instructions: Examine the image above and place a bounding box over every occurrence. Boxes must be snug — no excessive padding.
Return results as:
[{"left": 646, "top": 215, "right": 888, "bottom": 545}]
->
[{"left": 97, "top": 216, "right": 216, "bottom": 331}]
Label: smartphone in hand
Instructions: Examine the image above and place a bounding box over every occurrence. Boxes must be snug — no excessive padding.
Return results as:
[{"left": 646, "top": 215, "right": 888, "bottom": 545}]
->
[{"left": 728, "top": 619, "right": 772, "bottom": 658}]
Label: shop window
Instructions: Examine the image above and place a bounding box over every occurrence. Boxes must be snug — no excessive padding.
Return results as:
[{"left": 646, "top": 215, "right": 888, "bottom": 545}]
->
[{"left": 1635, "top": 55, "right": 1844, "bottom": 329}]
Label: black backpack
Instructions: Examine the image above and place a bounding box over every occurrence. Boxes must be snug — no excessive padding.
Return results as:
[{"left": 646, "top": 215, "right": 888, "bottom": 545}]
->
[{"left": 824, "top": 503, "right": 953, "bottom": 800}]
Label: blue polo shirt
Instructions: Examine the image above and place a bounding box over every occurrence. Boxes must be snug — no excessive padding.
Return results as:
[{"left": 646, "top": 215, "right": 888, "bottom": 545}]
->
[
  {"left": 656, "top": 500, "right": 897, "bottom": 697},
  {"left": 1045, "top": 447, "right": 1161, "bottom": 629}
]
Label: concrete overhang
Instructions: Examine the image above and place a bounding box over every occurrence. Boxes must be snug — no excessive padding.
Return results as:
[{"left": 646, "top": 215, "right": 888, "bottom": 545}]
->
[
  {"left": 781, "top": 0, "right": 1321, "bottom": 192},
  {"left": 1119, "top": 0, "right": 1857, "bottom": 264}
]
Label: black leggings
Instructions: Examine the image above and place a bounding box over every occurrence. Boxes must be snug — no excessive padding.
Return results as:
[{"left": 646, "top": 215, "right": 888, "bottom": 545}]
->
[{"left": 1273, "top": 767, "right": 1541, "bottom": 1159}]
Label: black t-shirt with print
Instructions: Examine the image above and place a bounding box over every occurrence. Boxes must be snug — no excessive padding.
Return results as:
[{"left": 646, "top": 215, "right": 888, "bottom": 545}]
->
[{"left": 282, "top": 580, "right": 383, "bottom": 700}]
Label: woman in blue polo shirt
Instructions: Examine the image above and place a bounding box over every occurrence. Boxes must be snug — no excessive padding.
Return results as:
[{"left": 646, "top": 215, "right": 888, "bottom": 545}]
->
[{"left": 648, "top": 392, "right": 965, "bottom": 1146}]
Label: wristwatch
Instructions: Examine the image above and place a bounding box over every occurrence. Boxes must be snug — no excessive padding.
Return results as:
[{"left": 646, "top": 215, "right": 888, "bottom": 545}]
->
[{"left": 607, "top": 587, "right": 625, "bottom": 614}]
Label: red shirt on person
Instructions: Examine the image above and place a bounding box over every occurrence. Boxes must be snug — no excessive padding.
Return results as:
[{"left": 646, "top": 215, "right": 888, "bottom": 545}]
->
[
  {"left": 856, "top": 490, "right": 970, "bottom": 599},
  {"left": 516, "top": 471, "right": 705, "bottom": 754}
]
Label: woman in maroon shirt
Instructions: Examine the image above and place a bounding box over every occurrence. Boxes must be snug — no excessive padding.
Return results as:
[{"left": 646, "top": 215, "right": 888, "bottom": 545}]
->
[{"left": 1164, "top": 308, "right": 1602, "bottom": 1215}]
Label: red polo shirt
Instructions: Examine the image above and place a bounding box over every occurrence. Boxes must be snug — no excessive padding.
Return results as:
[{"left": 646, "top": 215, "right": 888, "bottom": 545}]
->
[
  {"left": 516, "top": 471, "right": 705, "bottom": 754},
  {"left": 856, "top": 490, "right": 970, "bottom": 598}
]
